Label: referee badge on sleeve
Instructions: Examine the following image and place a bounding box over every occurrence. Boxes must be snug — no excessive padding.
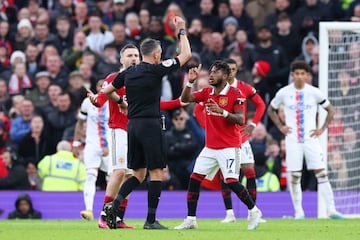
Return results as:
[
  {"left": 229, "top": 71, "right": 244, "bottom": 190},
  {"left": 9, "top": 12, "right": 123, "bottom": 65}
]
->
[{"left": 162, "top": 59, "right": 176, "bottom": 67}]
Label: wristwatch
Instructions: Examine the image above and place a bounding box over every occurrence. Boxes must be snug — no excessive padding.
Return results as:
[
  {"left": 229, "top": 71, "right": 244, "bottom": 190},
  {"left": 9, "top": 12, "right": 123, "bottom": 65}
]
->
[{"left": 177, "top": 29, "right": 186, "bottom": 39}]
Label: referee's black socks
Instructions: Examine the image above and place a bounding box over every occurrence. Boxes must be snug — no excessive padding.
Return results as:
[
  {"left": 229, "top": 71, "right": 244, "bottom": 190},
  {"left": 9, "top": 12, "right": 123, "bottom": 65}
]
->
[
  {"left": 114, "top": 176, "right": 141, "bottom": 210},
  {"left": 147, "top": 181, "right": 162, "bottom": 223}
]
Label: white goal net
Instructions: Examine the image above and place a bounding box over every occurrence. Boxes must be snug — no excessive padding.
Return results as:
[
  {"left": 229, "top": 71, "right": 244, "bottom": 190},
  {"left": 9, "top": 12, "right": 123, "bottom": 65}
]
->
[{"left": 319, "top": 22, "right": 360, "bottom": 218}]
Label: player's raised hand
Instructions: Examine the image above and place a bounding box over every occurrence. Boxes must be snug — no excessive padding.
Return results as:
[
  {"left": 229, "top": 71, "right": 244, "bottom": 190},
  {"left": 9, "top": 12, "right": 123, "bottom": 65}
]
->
[
  {"left": 173, "top": 16, "right": 186, "bottom": 31},
  {"left": 87, "top": 89, "right": 97, "bottom": 105},
  {"left": 188, "top": 64, "right": 202, "bottom": 82},
  {"left": 310, "top": 128, "right": 324, "bottom": 138}
]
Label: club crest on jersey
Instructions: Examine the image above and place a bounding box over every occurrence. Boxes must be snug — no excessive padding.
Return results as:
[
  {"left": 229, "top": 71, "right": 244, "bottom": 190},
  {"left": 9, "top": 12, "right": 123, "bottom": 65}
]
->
[
  {"left": 162, "top": 58, "right": 176, "bottom": 67},
  {"left": 236, "top": 98, "right": 246, "bottom": 105},
  {"left": 219, "top": 97, "right": 228, "bottom": 107},
  {"left": 118, "top": 157, "right": 125, "bottom": 164}
]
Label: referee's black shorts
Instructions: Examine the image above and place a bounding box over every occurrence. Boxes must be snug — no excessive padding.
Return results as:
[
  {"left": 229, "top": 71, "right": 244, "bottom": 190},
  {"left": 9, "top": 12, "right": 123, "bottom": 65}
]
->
[{"left": 127, "top": 118, "right": 166, "bottom": 170}]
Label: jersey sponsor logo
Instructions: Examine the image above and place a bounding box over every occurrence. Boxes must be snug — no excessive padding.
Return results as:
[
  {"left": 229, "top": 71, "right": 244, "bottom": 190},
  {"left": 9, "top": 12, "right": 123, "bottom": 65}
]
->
[
  {"left": 162, "top": 58, "right": 176, "bottom": 67},
  {"left": 235, "top": 98, "right": 246, "bottom": 105},
  {"left": 218, "top": 97, "right": 228, "bottom": 107},
  {"left": 56, "top": 161, "right": 73, "bottom": 170},
  {"left": 288, "top": 104, "right": 312, "bottom": 110}
]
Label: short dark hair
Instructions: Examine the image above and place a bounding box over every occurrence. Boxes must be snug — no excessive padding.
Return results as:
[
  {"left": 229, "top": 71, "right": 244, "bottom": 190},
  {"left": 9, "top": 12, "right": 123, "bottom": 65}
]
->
[
  {"left": 223, "top": 58, "right": 237, "bottom": 65},
  {"left": 88, "top": 10, "right": 102, "bottom": 19},
  {"left": 290, "top": 60, "right": 311, "bottom": 73},
  {"left": 59, "top": 91, "right": 71, "bottom": 98},
  {"left": 210, "top": 60, "right": 231, "bottom": 76},
  {"left": 140, "top": 38, "right": 161, "bottom": 56},
  {"left": 112, "top": 22, "right": 125, "bottom": 29},
  {"left": 56, "top": 15, "right": 70, "bottom": 24},
  {"left": 277, "top": 12, "right": 290, "bottom": 22},
  {"left": 104, "top": 43, "right": 117, "bottom": 50},
  {"left": 120, "top": 44, "right": 138, "bottom": 56}
]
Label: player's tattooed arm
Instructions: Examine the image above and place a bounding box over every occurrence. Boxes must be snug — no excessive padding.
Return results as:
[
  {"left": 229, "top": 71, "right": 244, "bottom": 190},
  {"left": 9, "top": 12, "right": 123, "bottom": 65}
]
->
[{"left": 206, "top": 99, "right": 244, "bottom": 125}]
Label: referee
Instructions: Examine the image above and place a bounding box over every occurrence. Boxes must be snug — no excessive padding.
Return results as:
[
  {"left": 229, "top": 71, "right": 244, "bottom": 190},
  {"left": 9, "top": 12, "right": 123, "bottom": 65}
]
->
[{"left": 103, "top": 16, "right": 191, "bottom": 229}]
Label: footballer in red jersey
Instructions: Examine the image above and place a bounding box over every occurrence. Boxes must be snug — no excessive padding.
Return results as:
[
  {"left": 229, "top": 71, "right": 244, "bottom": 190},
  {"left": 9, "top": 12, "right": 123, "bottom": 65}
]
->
[
  {"left": 214, "top": 58, "right": 266, "bottom": 223},
  {"left": 175, "top": 61, "right": 262, "bottom": 231}
]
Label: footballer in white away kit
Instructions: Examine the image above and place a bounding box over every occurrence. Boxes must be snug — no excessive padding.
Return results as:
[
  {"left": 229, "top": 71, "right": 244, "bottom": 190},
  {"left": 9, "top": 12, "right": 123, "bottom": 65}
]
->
[
  {"left": 268, "top": 60, "right": 344, "bottom": 220},
  {"left": 74, "top": 80, "right": 110, "bottom": 221}
]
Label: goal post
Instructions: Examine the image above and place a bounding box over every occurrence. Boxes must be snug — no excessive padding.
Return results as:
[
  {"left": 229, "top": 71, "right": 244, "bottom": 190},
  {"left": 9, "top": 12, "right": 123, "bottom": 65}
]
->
[{"left": 319, "top": 22, "right": 360, "bottom": 218}]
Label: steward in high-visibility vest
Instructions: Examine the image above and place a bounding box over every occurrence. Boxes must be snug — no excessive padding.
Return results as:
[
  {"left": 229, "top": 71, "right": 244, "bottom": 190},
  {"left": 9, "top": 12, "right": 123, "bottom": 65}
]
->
[
  {"left": 242, "top": 171, "right": 280, "bottom": 192},
  {"left": 38, "top": 141, "right": 86, "bottom": 191}
]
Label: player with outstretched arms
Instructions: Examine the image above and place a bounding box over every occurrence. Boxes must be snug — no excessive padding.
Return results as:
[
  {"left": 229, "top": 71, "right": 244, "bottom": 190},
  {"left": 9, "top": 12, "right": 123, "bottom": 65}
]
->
[
  {"left": 87, "top": 44, "right": 184, "bottom": 228},
  {"left": 175, "top": 61, "right": 262, "bottom": 231},
  {"left": 268, "top": 60, "right": 344, "bottom": 220}
]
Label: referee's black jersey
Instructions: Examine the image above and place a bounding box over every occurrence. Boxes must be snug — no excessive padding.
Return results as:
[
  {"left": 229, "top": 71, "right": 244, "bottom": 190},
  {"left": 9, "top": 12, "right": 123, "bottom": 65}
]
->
[{"left": 112, "top": 57, "right": 180, "bottom": 119}]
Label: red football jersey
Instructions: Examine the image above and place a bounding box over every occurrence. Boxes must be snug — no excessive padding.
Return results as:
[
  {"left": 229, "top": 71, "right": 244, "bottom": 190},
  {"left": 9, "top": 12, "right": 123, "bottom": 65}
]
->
[
  {"left": 96, "top": 72, "right": 128, "bottom": 130},
  {"left": 232, "top": 80, "right": 266, "bottom": 143},
  {"left": 193, "top": 84, "right": 245, "bottom": 149},
  {"left": 95, "top": 72, "right": 182, "bottom": 130}
]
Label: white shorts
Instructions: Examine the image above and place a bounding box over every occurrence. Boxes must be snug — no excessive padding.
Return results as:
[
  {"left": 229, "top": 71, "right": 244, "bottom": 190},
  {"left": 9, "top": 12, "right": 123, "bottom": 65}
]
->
[
  {"left": 108, "top": 128, "right": 132, "bottom": 174},
  {"left": 83, "top": 144, "right": 108, "bottom": 172},
  {"left": 240, "top": 140, "right": 254, "bottom": 164},
  {"left": 194, "top": 147, "right": 241, "bottom": 180},
  {"left": 285, "top": 137, "right": 326, "bottom": 171}
]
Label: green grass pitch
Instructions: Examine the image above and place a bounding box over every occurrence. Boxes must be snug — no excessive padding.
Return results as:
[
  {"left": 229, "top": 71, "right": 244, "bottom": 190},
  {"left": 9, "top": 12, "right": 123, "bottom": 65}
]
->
[{"left": 0, "top": 219, "right": 359, "bottom": 240}]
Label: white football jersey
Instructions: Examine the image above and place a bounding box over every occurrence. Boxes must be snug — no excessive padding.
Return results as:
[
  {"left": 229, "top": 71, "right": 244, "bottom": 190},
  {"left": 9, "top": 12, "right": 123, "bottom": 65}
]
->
[
  {"left": 270, "top": 83, "right": 330, "bottom": 143},
  {"left": 79, "top": 97, "right": 110, "bottom": 148}
]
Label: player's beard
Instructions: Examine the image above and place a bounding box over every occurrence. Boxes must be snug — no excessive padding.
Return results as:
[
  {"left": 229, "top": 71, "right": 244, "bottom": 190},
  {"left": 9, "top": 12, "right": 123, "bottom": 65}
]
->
[{"left": 210, "top": 79, "right": 224, "bottom": 88}]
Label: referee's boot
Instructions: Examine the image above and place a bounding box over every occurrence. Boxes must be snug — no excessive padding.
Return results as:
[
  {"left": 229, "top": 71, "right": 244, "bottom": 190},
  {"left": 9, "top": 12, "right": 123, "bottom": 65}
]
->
[
  {"left": 104, "top": 202, "right": 117, "bottom": 229},
  {"left": 143, "top": 220, "right": 168, "bottom": 230}
]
